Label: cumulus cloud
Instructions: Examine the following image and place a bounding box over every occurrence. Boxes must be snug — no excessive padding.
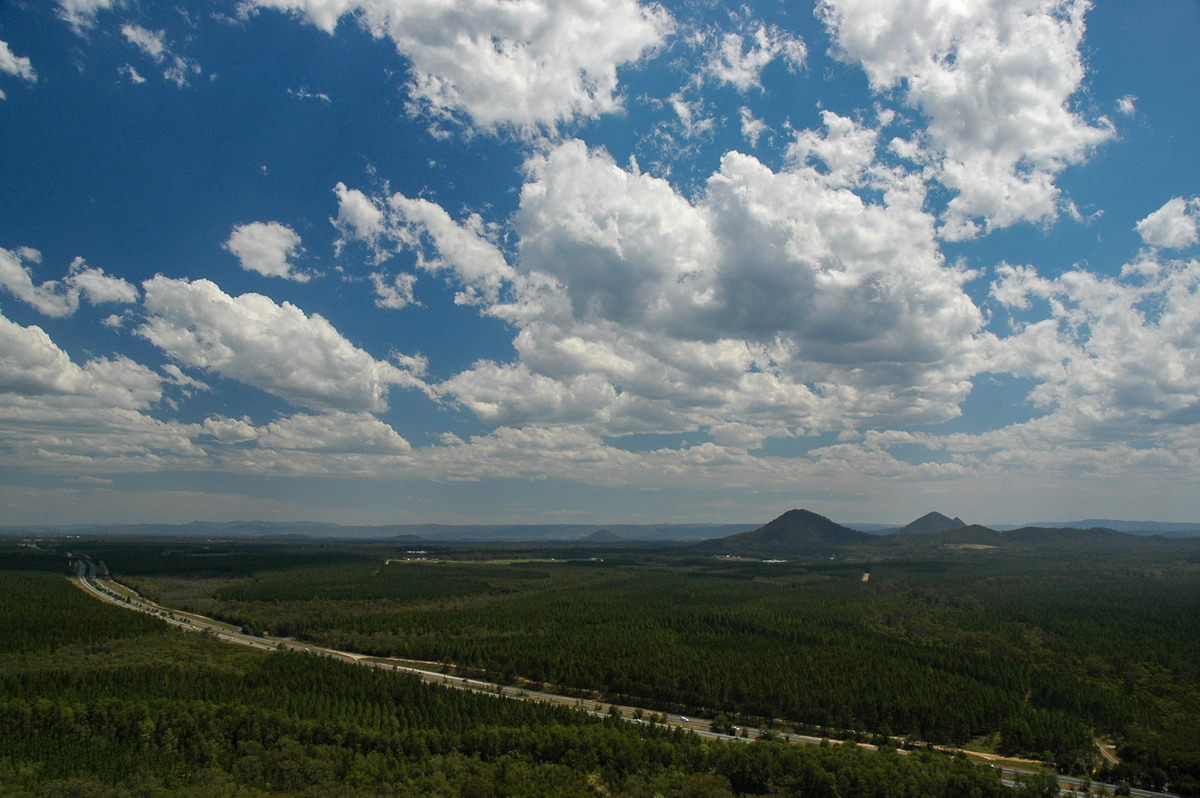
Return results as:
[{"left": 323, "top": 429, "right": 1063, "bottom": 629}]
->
[
  {"left": 439, "top": 362, "right": 619, "bottom": 429},
  {"left": 705, "top": 20, "right": 806, "bottom": 91},
  {"left": 331, "top": 182, "right": 387, "bottom": 259},
  {"left": 0, "top": 312, "right": 161, "bottom": 410},
  {"left": 137, "top": 276, "right": 429, "bottom": 412},
  {"left": 1135, "top": 197, "right": 1199, "bottom": 249},
  {"left": 66, "top": 257, "right": 141, "bottom": 304},
  {"left": 195, "top": 411, "right": 414, "bottom": 477},
  {"left": 370, "top": 271, "right": 418, "bottom": 309},
  {"left": 669, "top": 93, "right": 715, "bottom": 140},
  {"left": 121, "top": 24, "right": 167, "bottom": 61},
  {"left": 202, "top": 415, "right": 258, "bottom": 444},
  {"left": 163, "top": 55, "right": 202, "bottom": 88},
  {"left": 118, "top": 64, "right": 146, "bottom": 84},
  {"left": 0, "top": 311, "right": 209, "bottom": 473},
  {"left": 259, "top": 411, "right": 411, "bottom": 453},
  {"left": 0, "top": 403, "right": 207, "bottom": 471},
  {"left": 0, "top": 41, "right": 37, "bottom": 88},
  {"left": 386, "top": 194, "right": 512, "bottom": 304},
  {"left": 739, "top": 106, "right": 767, "bottom": 147},
  {"left": 244, "top": 0, "right": 672, "bottom": 134},
  {"left": 161, "top": 363, "right": 208, "bottom": 395},
  {"left": 120, "top": 23, "right": 201, "bottom": 86},
  {"left": 413, "top": 421, "right": 978, "bottom": 493},
  {"left": 989, "top": 254, "right": 1200, "bottom": 435},
  {"left": 224, "top": 221, "right": 311, "bottom": 281},
  {"left": 421, "top": 424, "right": 637, "bottom": 484},
  {"left": 0, "top": 247, "right": 139, "bottom": 316},
  {"left": 817, "top": 0, "right": 1113, "bottom": 239},
  {"left": 17, "top": 0, "right": 1185, "bottom": 518},
  {"left": 787, "top": 110, "right": 878, "bottom": 186},
  {"left": 434, "top": 136, "right": 984, "bottom": 441},
  {"left": 332, "top": 182, "right": 513, "bottom": 304},
  {"left": 56, "top": 0, "right": 118, "bottom": 33}
]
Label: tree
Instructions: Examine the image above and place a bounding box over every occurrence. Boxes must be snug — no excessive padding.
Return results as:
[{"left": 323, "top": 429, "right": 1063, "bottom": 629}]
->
[{"left": 1014, "top": 770, "right": 1060, "bottom": 797}]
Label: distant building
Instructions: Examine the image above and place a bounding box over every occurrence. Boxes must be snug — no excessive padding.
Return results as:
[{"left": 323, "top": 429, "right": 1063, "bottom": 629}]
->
[{"left": 861, "top": 572, "right": 870, "bottom": 583}]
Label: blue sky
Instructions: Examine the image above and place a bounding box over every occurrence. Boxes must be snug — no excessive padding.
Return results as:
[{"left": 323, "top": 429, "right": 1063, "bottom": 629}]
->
[{"left": 0, "top": 0, "right": 1197, "bottom": 527}]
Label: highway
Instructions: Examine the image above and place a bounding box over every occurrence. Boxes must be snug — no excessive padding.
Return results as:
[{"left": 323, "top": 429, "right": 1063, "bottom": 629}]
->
[{"left": 71, "top": 557, "right": 1181, "bottom": 798}]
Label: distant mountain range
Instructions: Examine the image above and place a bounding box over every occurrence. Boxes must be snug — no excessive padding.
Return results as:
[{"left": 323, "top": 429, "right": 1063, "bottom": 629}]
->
[
  {"left": 988, "top": 519, "right": 1200, "bottom": 537},
  {"left": 696, "top": 509, "right": 1200, "bottom": 558},
  {"left": 3, "top": 512, "right": 1197, "bottom": 543},
  {"left": 0, "top": 519, "right": 753, "bottom": 543},
  {"left": 847, "top": 517, "right": 1200, "bottom": 538}
]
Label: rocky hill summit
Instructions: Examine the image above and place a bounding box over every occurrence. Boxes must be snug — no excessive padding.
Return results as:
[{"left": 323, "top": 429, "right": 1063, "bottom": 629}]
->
[
  {"left": 699, "top": 509, "right": 873, "bottom": 556},
  {"left": 896, "top": 511, "right": 966, "bottom": 535}
]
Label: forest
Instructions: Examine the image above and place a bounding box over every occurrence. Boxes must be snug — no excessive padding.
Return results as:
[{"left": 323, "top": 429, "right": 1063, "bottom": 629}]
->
[{"left": 2, "top": 532, "right": 1198, "bottom": 796}]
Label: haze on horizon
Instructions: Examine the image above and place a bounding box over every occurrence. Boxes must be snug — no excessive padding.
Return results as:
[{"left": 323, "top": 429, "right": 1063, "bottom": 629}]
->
[{"left": 0, "top": 0, "right": 1197, "bottom": 527}]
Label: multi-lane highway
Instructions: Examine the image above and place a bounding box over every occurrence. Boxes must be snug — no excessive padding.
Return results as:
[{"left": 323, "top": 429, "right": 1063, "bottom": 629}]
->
[{"left": 70, "top": 557, "right": 1180, "bottom": 798}]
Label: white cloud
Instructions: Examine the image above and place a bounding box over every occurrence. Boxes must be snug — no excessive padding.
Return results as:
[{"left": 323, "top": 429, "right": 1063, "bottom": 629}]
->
[
  {"left": 138, "top": 276, "right": 430, "bottom": 412},
  {"left": 385, "top": 194, "right": 512, "bottom": 304},
  {"left": 787, "top": 110, "right": 878, "bottom": 186},
  {"left": 288, "top": 86, "right": 331, "bottom": 103},
  {"left": 739, "top": 107, "right": 767, "bottom": 148},
  {"left": 439, "top": 362, "right": 619, "bottom": 429},
  {"left": 161, "top": 363, "right": 208, "bottom": 395},
  {"left": 163, "top": 55, "right": 202, "bottom": 88},
  {"left": 224, "top": 221, "right": 311, "bottom": 281},
  {"left": 331, "top": 182, "right": 387, "bottom": 259},
  {"left": 121, "top": 24, "right": 167, "bottom": 61},
  {"left": 119, "top": 24, "right": 201, "bottom": 87},
  {"left": 0, "top": 312, "right": 161, "bottom": 411},
  {"left": 202, "top": 415, "right": 258, "bottom": 444},
  {"left": 64, "top": 257, "right": 141, "bottom": 304},
  {"left": 0, "top": 247, "right": 139, "bottom": 317},
  {"left": 260, "top": 410, "right": 411, "bottom": 453},
  {"left": 817, "top": 0, "right": 1113, "bottom": 239},
  {"left": 0, "top": 404, "right": 207, "bottom": 471},
  {"left": 989, "top": 254, "right": 1200, "bottom": 435},
  {"left": 244, "top": 0, "right": 672, "bottom": 134},
  {"left": 56, "top": 0, "right": 118, "bottom": 33},
  {"left": 705, "top": 21, "right": 806, "bottom": 91},
  {"left": 435, "top": 137, "right": 984, "bottom": 440},
  {"left": 118, "top": 64, "right": 147, "bottom": 84},
  {"left": 1135, "top": 197, "right": 1199, "bottom": 249},
  {"left": 420, "top": 424, "right": 635, "bottom": 484},
  {"left": 67, "top": 476, "right": 114, "bottom": 485},
  {"left": 0, "top": 41, "right": 36, "bottom": 85},
  {"left": 1116, "top": 94, "right": 1136, "bottom": 116},
  {"left": 669, "top": 93, "right": 715, "bottom": 139},
  {"left": 333, "top": 182, "right": 513, "bottom": 305},
  {"left": 370, "top": 271, "right": 418, "bottom": 309}
]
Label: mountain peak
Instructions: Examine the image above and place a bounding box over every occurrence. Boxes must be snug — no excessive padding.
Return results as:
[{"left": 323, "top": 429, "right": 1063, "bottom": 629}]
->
[
  {"left": 701, "top": 509, "right": 872, "bottom": 555},
  {"left": 769, "top": 508, "right": 840, "bottom": 526},
  {"left": 898, "top": 512, "right": 966, "bottom": 535},
  {"left": 581, "top": 529, "right": 622, "bottom": 543}
]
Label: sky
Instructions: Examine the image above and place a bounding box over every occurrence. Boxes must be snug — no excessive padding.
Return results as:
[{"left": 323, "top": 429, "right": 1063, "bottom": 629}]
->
[{"left": 0, "top": 0, "right": 1198, "bottom": 528}]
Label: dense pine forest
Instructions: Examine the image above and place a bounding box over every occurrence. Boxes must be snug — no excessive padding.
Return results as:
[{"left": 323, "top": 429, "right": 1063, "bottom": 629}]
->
[{"left": 3, "top": 529, "right": 1199, "bottom": 795}]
